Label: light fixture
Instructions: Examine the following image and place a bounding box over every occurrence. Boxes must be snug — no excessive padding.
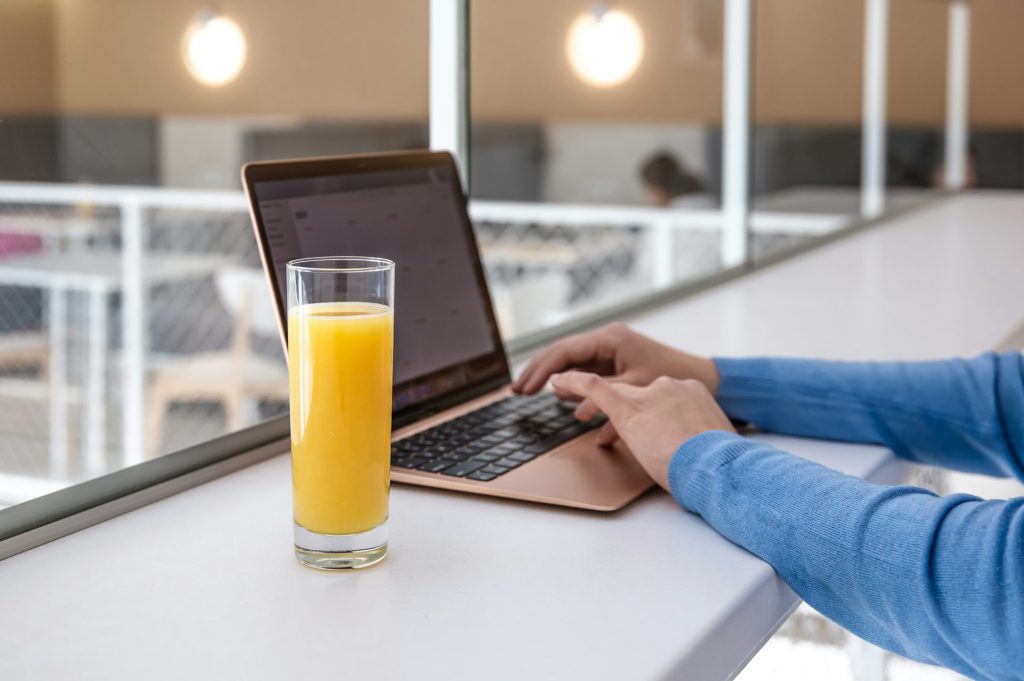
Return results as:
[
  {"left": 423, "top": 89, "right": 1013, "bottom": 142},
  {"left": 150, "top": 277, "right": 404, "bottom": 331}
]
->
[
  {"left": 566, "top": 4, "right": 645, "bottom": 87},
  {"left": 182, "top": 9, "right": 247, "bottom": 87}
]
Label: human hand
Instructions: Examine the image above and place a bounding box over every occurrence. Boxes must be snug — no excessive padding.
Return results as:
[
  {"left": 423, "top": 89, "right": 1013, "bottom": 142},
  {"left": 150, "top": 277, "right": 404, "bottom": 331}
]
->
[
  {"left": 550, "top": 372, "right": 736, "bottom": 490},
  {"left": 513, "top": 323, "right": 719, "bottom": 395}
]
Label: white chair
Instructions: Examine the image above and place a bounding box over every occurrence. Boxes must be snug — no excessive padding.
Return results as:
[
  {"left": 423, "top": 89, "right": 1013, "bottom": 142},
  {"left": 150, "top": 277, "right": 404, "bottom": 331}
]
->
[
  {"left": 146, "top": 267, "right": 288, "bottom": 457},
  {"left": 490, "top": 270, "right": 571, "bottom": 339},
  {"left": 0, "top": 331, "right": 48, "bottom": 373}
]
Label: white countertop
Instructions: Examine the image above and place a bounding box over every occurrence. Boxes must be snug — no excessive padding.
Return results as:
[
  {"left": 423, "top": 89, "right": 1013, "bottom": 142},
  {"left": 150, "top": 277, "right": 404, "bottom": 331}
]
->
[{"left": 1, "top": 192, "right": 1022, "bottom": 680}]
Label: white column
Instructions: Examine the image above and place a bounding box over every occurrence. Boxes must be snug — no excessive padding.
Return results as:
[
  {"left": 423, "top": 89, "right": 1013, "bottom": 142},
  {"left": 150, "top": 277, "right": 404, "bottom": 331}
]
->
[
  {"left": 121, "top": 199, "right": 146, "bottom": 466},
  {"left": 721, "top": 0, "right": 751, "bottom": 267},
  {"left": 861, "top": 0, "right": 889, "bottom": 220},
  {"left": 944, "top": 0, "right": 970, "bottom": 190},
  {"left": 429, "top": 0, "right": 470, "bottom": 189}
]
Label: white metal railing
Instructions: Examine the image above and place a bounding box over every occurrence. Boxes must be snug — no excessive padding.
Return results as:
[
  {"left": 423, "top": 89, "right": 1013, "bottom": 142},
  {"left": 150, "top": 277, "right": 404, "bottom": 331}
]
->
[
  {"left": 0, "top": 182, "right": 247, "bottom": 466},
  {"left": 469, "top": 201, "right": 849, "bottom": 235},
  {"left": 0, "top": 180, "right": 852, "bottom": 469}
]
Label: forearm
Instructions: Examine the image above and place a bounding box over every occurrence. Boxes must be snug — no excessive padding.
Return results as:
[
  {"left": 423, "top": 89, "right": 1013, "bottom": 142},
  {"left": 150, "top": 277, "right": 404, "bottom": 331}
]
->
[
  {"left": 670, "top": 432, "right": 1024, "bottom": 681},
  {"left": 713, "top": 352, "right": 1024, "bottom": 480}
]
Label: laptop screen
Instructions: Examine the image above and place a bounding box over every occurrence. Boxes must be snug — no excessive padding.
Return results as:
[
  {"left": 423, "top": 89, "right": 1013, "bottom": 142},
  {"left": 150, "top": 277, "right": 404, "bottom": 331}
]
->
[{"left": 248, "top": 156, "right": 509, "bottom": 423}]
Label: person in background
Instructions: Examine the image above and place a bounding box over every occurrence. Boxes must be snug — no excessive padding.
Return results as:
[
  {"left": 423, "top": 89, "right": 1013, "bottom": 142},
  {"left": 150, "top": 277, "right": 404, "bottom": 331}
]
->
[
  {"left": 514, "top": 323, "right": 1023, "bottom": 681},
  {"left": 639, "top": 151, "right": 714, "bottom": 209}
]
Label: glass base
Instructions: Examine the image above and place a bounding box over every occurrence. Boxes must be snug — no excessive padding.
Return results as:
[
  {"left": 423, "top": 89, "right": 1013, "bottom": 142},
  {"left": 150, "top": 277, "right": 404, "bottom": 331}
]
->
[{"left": 293, "top": 520, "right": 388, "bottom": 570}]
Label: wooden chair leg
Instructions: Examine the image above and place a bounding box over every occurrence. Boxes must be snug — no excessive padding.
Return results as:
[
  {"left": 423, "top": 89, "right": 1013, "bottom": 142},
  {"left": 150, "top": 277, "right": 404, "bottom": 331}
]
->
[
  {"left": 146, "top": 384, "right": 168, "bottom": 459},
  {"left": 223, "top": 391, "right": 247, "bottom": 432}
]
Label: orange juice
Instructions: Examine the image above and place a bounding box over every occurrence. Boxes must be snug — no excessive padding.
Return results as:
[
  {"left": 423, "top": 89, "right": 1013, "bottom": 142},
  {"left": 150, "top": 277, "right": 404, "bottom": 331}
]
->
[{"left": 288, "top": 301, "right": 394, "bottom": 535}]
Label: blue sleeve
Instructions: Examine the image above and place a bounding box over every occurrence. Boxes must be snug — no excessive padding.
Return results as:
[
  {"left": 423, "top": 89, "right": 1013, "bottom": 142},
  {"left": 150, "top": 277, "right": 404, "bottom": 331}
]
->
[
  {"left": 713, "top": 352, "right": 1024, "bottom": 482},
  {"left": 669, "top": 431, "right": 1024, "bottom": 681}
]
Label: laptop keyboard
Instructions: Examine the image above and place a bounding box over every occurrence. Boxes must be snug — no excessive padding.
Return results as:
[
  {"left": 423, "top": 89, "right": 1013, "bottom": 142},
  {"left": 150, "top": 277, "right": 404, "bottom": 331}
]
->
[{"left": 390, "top": 392, "right": 606, "bottom": 482}]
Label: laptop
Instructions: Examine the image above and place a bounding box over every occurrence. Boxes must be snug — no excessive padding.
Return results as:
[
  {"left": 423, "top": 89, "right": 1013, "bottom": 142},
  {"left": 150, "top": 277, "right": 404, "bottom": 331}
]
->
[{"left": 242, "top": 150, "right": 653, "bottom": 511}]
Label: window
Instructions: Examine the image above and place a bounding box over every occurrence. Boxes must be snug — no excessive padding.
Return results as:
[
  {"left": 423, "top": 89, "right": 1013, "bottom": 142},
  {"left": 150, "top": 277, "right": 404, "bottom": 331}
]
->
[
  {"left": 887, "top": 0, "right": 949, "bottom": 206},
  {"left": 0, "top": 0, "right": 428, "bottom": 509},
  {"left": 468, "top": 0, "right": 726, "bottom": 340},
  {"left": 750, "top": 0, "right": 867, "bottom": 261},
  {"left": 0, "top": 0, "right": 975, "bottom": 537}
]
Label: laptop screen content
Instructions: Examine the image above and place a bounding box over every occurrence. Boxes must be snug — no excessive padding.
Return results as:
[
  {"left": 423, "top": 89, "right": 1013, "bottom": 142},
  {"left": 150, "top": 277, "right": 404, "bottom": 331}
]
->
[{"left": 251, "top": 162, "right": 507, "bottom": 418}]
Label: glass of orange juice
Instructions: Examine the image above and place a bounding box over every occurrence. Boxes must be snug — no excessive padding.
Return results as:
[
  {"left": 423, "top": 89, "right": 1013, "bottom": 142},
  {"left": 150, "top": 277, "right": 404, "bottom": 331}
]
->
[{"left": 286, "top": 257, "right": 394, "bottom": 570}]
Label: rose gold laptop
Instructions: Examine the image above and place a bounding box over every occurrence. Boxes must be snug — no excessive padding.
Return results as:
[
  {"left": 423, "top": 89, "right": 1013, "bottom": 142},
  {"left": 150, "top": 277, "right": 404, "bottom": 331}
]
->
[{"left": 242, "top": 150, "right": 652, "bottom": 511}]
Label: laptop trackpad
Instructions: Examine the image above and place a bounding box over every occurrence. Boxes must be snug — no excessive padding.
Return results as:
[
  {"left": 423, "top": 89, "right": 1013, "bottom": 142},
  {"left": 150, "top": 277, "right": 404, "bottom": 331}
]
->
[{"left": 549, "top": 434, "right": 625, "bottom": 462}]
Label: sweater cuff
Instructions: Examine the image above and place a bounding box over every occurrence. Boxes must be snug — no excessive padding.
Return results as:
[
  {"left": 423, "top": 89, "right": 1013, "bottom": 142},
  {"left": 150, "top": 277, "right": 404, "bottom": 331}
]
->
[
  {"left": 712, "top": 356, "right": 781, "bottom": 426},
  {"left": 667, "top": 430, "right": 762, "bottom": 515}
]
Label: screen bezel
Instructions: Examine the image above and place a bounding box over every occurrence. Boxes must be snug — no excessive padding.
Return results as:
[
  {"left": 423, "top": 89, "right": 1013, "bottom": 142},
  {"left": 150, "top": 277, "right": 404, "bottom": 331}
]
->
[{"left": 242, "top": 150, "right": 512, "bottom": 429}]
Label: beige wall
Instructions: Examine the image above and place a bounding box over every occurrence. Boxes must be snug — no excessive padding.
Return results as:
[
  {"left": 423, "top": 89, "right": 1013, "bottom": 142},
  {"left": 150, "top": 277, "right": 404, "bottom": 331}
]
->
[
  {"left": 52, "top": 0, "right": 428, "bottom": 118},
  {"left": 753, "top": 0, "right": 865, "bottom": 125},
  {"left": 970, "top": 0, "right": 1024, "bottom": 126},
  {"left": 887, "top": 0, "right": 947, "bottom": 126},
  {"left": 0, "top": 0, "right": 56, "bottom": 112},
  {"left": 1, "top": 0, "right": 1021, "bottom": 126},
  {"left": 471, "top": 0, "right": 724, "bottom": 122}
]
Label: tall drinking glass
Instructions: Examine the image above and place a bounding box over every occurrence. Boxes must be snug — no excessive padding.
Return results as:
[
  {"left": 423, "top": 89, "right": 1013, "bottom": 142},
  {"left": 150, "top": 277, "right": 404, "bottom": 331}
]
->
[{"left": 286, "top": 257, "right": 395, "bottom": 570}]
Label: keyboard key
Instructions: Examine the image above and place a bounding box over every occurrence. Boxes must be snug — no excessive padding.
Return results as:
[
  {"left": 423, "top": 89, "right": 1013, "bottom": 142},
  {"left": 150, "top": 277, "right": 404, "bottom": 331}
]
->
[
  {"left": 481, "top": 464, "right": 511, "bottom": 475},
  {"left": 441, "top": 460, "right": 488, "bottom": 478},
  {"left": 508, "top": 451, "right": 539, "bottom": 463},
  {"left": 419, "top": 459, "right": 455, "bottom": 473},
  {"left": 441, "top": 449, "right": 474, "bottom": 462},
  {"left": 469, "top": 452, "right": 502, "bottom": 463},
  {"left": 494, "top": 456, "right": 525, "bottom": 469},
  {"left": 567, "top": 423, "right": 594, "bottom": 437},
  {"left": 466, "top": 470, "right": 497, "bottom": 482},
  {"left": 534, "top": 430, "right": 583, "bottom": 452},
  {"left": 394, "top": 456, "right": 428, "bottom": 469}
]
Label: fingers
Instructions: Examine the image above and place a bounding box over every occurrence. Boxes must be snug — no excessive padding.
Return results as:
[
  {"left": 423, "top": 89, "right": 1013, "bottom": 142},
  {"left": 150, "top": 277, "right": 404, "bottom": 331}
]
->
[
  {"left": 513, "top": 327, "right": 618, "bottom": 394},
  {"left": 595, "top": 421, "right": 619, "bottom": 447},
  {"left": 570, "top": 376, "right": 642, "bottom": 421},
  {"left": 514, "top": 337, "right": 597, "bottom": 394},
  {"left": 573, "top": 398, "right": 598, "bottom": 421},
  {"left": 549, "top": 371, "right": 627, "bottom": 421}
]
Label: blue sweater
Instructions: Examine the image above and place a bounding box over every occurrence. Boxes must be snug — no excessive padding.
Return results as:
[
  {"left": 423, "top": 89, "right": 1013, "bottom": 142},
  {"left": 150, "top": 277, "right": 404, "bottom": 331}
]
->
[{"left": 668, "top": 352, "right": 1024, "bottom": 681}]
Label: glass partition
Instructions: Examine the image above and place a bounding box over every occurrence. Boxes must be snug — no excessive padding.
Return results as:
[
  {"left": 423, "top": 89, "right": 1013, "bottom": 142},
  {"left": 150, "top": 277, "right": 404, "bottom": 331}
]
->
[
  {"left": 468, "top": 0, "right": 726, "bottom": 339},
  {"left": 749, "top": 0, "right": 866, "bottom": 262},
  {"left": 886, "top": 0, "right": 948, "bottom": 208},
  {"left": 0, "top": 0, "right": 428, "bottom": 508},
  {"left": 0, "top": 0, "right": 976, "bottom": 532},
  {"left": 965, "top": 0, "right": 1023, "bottom": 191}
]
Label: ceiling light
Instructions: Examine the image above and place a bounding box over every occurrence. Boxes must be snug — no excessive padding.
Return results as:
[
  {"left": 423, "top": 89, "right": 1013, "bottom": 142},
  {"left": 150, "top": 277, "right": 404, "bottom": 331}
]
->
[
  {"left": 182, "top": 10, "right": 247, "bottom": 87},
  {"left": 567, "top": 5, "right": 645, "bottom": 87}
]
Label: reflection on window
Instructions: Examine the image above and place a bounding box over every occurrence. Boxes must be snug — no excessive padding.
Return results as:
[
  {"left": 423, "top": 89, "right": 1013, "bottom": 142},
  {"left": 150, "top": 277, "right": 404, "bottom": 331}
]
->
[
  {"left": 0, "top": 0, "right": 1010, "bottom": 518},
  {"left": 469, "top": 1, "right": 726, "bottom": 338},
  {"left": 0, "top": 0, "right": 428, "bottom": 508}
]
